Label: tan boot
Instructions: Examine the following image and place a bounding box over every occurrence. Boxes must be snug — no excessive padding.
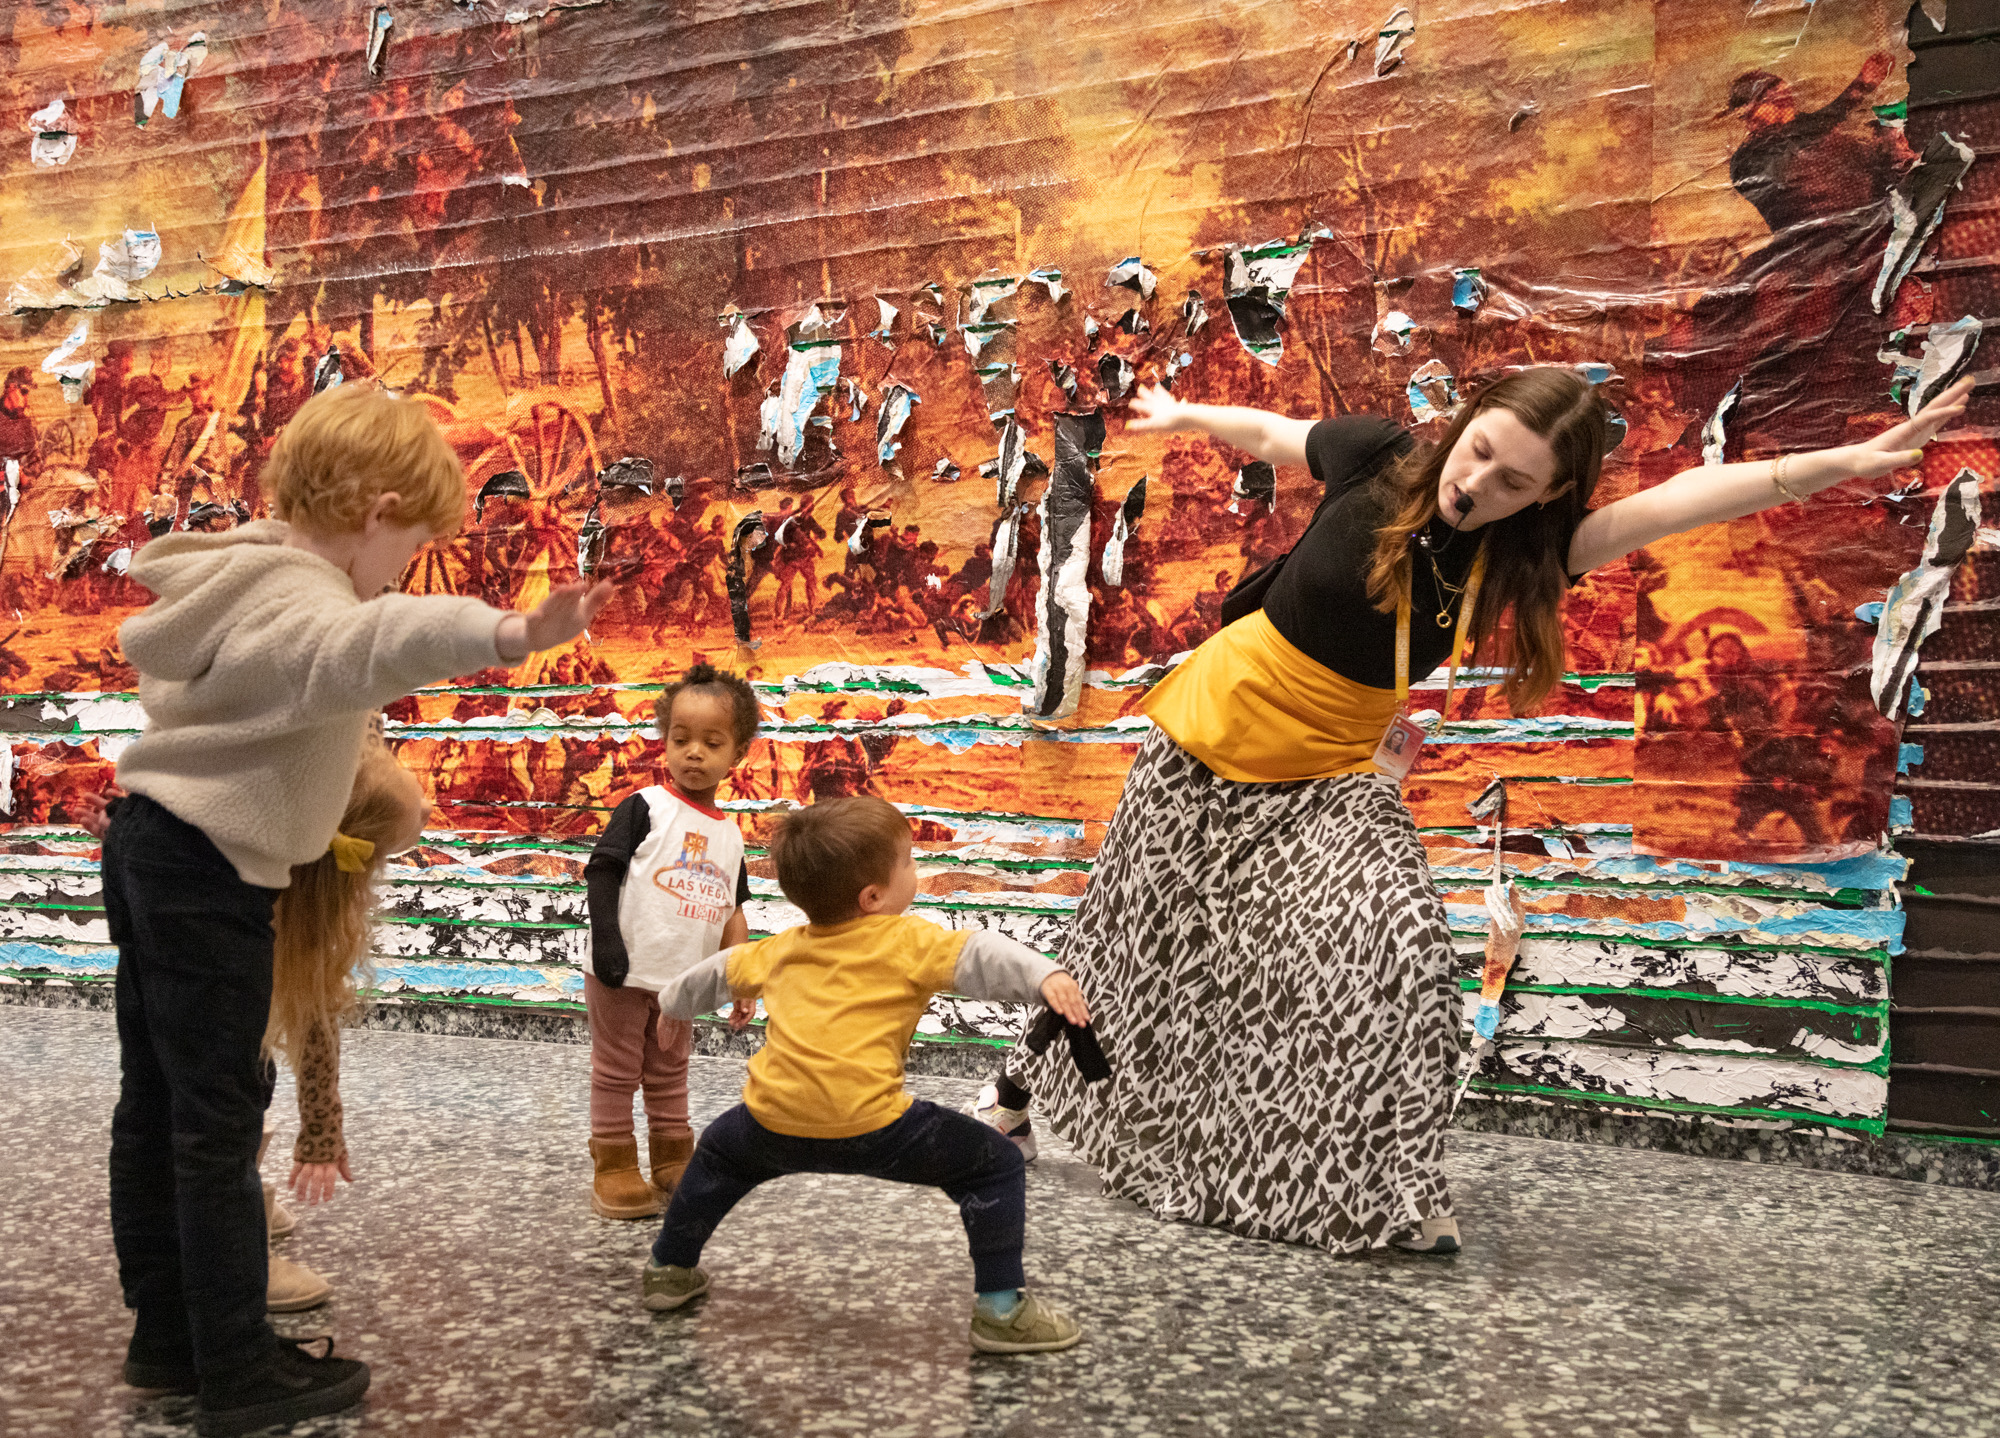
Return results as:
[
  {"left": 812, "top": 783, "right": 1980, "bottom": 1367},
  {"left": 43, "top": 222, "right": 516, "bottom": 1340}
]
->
[
  {"left": 648, "top": 1132, "right": 695, "bottom": 1202},
  {"left": 267, "top": 1250, "right": 332, "bottom": 1312},
  {"left": 590, "top": 1135, "right": 664, "bottom": 1219},
  {"left": 264, "top": 1181, "right": 297, "bottom": 1240},
  {"left": 257, "top": 1127, "right": 297, "bottom": 1239}
]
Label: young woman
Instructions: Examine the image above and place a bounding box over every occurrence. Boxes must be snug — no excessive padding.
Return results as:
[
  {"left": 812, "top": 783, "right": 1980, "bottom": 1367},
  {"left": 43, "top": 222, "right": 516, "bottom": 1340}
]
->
[{"left": 975, "top": 368, "right": 1974, "bottom": 1255}]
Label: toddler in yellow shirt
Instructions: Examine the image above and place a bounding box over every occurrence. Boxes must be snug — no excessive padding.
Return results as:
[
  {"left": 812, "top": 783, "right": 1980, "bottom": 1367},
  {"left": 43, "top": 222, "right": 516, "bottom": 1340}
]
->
[{"left": 643, "top": 795, "right": 1090, "bottom": 1353}]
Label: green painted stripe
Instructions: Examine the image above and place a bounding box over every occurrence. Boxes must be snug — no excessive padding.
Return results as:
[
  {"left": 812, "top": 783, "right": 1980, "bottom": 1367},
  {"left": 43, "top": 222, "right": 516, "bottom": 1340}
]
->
[
  {"left": 1460, "top": 980, "right": 1888, "bottom": 1018},
  {"left": 363, "top": 990, "right": 583, "bottom": 1014},
  {"left": 1449, "top": 928, "right": 1890, "bottom": 961},
  {"left": 3, "top": 672, "right": 1637, "bottom": 706},
  {"left": 1466, "top": 1079, "right": 1885, "bottom": 1134},
  {"left": 1898, "top": 1131, "right": 2000, "bottom": 1149},
  {"left": 376, "top": 914, "right": 578, "bottom": 932},
  {"left": 1503, "top": 776, "right": 1633, "bottom": 786},
  {"left": 1438, "top": 875, "right": 1877, "bottom": 907}
]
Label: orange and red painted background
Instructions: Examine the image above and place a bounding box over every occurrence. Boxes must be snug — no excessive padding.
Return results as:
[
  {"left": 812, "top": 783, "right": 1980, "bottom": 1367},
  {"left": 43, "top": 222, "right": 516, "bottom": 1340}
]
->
[{"left": 4, "top": 0, "right": 1994, "bottom": 1132}]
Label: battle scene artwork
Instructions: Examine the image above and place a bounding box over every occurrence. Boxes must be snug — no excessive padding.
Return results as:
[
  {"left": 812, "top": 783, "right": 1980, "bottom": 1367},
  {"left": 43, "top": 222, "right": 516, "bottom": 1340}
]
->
[{"left": 3, "top": 0, "right": 1993, "bottom": 1127}]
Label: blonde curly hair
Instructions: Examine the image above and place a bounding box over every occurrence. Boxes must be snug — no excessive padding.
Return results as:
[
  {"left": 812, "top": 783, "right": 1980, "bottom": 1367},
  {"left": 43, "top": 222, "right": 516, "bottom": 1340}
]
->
[
  {"left": 264, "top": 740, "right": 428, "bottom": 1070},
  {"left": 266, "top": 383, "right": 466, "bottom": 537}
]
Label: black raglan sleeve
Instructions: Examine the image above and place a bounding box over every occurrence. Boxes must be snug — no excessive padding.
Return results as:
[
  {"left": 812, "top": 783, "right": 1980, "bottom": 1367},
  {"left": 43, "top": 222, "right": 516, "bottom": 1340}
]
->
[{"left": 583, "top": 792, "right": 652, "bottom": 988}]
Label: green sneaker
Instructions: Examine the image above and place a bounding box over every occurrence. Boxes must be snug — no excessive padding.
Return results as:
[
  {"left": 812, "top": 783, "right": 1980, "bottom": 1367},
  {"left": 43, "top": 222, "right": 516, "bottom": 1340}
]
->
[
  {"left": 642, "top": 1263, "right": 710, "bottom": 1311},
  {"left": 969, "top": 1291, "right": 1082, "bottom": 1354}
]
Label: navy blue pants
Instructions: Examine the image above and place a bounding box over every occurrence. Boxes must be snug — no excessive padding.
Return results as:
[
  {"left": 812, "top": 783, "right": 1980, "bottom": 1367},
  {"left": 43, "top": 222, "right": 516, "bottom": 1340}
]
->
[
  {"left": 103, "top": 795, "right": 282, "bottom": 1381},
  {"left": 653, "top": 1099, "right": 1028, "bottom": 1293}
]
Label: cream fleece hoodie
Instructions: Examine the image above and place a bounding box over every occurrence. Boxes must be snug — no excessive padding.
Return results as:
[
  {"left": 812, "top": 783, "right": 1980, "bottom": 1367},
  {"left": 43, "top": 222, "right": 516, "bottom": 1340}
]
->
[{"left": 115, "top": 520, "right": 508, "bottom": 888}]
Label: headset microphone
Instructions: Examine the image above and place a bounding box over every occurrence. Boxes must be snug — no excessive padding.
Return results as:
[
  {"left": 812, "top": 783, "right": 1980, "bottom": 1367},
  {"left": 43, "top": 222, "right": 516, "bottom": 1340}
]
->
[{"left": 1419, "top": 490, "right": 1477, "bottom": 553}]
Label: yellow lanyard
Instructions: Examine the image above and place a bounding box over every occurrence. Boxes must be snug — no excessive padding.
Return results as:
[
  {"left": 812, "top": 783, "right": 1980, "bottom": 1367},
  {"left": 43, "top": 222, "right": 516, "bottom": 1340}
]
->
[{"left": 1395, "top": 549, "right": 1485, "bottom": 728}]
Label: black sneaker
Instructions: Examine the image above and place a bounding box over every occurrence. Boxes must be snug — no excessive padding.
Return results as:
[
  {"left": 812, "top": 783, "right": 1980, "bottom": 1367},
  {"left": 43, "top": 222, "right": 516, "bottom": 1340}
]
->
[
  {"left": 195, "top": 1337, "right": 370, "bottom": 1437},
  {"left": 122, "top": 1356, "right": 198, "bottom": 1394}
]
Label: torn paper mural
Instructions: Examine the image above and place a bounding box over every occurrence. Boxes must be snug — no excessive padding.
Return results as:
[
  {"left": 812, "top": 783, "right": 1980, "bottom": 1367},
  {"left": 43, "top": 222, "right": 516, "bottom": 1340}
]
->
[
  {"left": 1221, "top": 239, "right": 1310, "bottom": 365},
  {"left": 30, "top": 99, "right": 77, "bottom": 168},
  {"left": 39, "top": 317, "right": 93, "bottom": 403},
  {"left": 1406, "top": 359, "right": 1458, "bottom": 424},
  {"left": 1451, "top": 267, "right": 1486, "bottom": 314},
  {"left": 76, "top": 230, "right": 163, "bottom": 304},
  {"left": 1105, "top": 257, "right": 1156, "bottom": 302},
  {"left": 1871, "top": 469, "right": 1981, "bottom": 720},
  {"left": 1871, "top": 131, "right": 1976, "bottom": 312},
  {"left": 721, "top": 311, "right": 760, "bottom": 377},
  {"left": 876, "top": 383, "right": 918, "bottom": 469},
  {"left": 1879, "top": 316, "right": 1982, "bottom": 416},
  {"left": 6, "top": 236, "right": 85, "bottom": 312},
  {"left": 1023, "top": 410, "right": 1103, "bottom": 720},
  {"left": 0, "top": 1, "right": 1947, "bottom": 1139},
  {"left": 1371, "top": 310, "right": 1415, "bottom": 353},
  {"left": 368, "top": 7, "right": 394, "bottom": 76},
  {"left": 1375, "top": 6, "right": 1415, "bottom": 76},
  {"left": 776, "top": 305, "right": 842, "bottom": 469},
  {"left": 135, "top": 34, "right": 208, "bottom": 127},
  {"left": 1101, "top": 476, "right": 1147, "bottom": 588},
  {"left": 1700, "top": 379, "right": 1739, "bottom": 465}
]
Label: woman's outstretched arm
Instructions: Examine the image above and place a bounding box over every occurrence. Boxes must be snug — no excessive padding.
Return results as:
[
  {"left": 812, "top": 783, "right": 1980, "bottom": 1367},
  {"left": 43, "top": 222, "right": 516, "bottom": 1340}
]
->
[
  {"left": 1566, "top": 378, "right": 1975, "bottom": 576},
  {"left": 1124, "top": 384, "right": 1316, "bottom": 466}
]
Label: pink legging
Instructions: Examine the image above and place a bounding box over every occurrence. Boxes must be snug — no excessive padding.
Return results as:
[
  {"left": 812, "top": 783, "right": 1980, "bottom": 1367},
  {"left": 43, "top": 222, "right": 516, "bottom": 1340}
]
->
[{"left": 584, "top": 974, "right": 693, "bottom": 1139}]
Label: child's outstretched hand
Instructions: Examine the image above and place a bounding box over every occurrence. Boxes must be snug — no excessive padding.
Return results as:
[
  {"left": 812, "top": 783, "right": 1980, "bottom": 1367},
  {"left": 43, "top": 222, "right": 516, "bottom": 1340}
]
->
[
  {"left": 289, "top": 1152, "right": 354, "bottom": 1207},
  {"left": 495, "top": 579, "right": 616, "bottom": 662},
  {"left": 1040, "top": 970, "right": 1090, "bottom": 1027},
  {"left": 73, "top": 785, "right": 125, "bottom": 840},
  {"left": 728, "top": 992, "right": 759, "bottom": 1032},
  {"left": 1123, "top": 384, "right": 1184, "bottom": 433}
]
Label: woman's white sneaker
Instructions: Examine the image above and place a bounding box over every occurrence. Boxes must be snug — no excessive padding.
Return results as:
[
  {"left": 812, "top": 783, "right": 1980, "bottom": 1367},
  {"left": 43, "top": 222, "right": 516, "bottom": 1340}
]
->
[
  {"left": 1390, "top": 1216, "right": 1461, "bottom": 1254},
  {"left": 969, "top": 1083, "right": 1038, "bottom": 1163}
]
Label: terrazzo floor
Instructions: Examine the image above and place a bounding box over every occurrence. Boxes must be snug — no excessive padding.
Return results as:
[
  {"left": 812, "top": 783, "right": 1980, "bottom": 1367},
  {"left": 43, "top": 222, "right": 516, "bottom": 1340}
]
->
[{"left": 4, "top": 1008, "right": 1998, "bottom": 1438}]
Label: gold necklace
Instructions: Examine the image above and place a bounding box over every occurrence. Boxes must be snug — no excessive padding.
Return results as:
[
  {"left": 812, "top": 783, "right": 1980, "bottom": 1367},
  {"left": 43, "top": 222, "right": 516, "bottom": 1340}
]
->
[{"left": 1420, "top": 544, "right": 1465, "bottom": 628}]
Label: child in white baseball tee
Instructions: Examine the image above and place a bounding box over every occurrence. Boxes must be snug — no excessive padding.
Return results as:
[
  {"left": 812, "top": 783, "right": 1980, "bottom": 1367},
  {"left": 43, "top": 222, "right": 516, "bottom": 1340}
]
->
[{"left": 581, "top": 664, "right": 760, "bottom": 1218}]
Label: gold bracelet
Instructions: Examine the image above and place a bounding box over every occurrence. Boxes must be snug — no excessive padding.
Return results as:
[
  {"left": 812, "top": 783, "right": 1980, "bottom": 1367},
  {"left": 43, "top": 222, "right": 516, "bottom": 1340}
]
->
[{"left": 1771, "top": 453, "right": 1804, "bottom": 504}]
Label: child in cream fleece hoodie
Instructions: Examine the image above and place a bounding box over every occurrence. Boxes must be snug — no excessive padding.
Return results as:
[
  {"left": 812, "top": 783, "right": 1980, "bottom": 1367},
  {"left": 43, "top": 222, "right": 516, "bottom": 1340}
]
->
[{"left": 101, "top": 383, "right": 610, "bottom": 1438}]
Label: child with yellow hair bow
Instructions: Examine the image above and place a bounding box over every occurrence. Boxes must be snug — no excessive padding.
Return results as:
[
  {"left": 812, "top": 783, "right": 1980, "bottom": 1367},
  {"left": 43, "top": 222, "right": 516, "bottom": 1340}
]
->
[{"left": 263, "top": 737, "right": 428, "bottom": 1244}]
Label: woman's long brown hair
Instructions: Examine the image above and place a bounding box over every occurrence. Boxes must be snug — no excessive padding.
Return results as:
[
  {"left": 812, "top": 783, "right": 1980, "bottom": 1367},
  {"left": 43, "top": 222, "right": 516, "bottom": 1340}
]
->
[
  {"left": 1364, "top": 367, "right": 1608, "bottom": 713},
  {"left": 264, "top": 741, "right": 419, "bottom": 1071}
]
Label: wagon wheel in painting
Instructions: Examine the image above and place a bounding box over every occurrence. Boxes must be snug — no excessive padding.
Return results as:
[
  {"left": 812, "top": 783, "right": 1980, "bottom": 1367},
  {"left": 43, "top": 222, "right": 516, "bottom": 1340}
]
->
[
  {"left": 399, "top": 413, "right": 513, "bottom": 597},
  {"left": 500, "top": 391, "right": 600, "bottom": 579},
  {"left": 37, "top": 419, "right": 85, "bottom": 468},
  {"left": 508, "top": 392, "right": 600, "bottom": 504},
  {"left": 402, "top": 536, "right": 476, "bottom": 597}
]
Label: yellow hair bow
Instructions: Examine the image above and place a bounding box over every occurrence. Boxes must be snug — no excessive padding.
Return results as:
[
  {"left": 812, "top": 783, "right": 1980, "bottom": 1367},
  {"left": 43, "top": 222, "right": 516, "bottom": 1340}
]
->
[{"left": 328, "top": 832, "right": 376, "bottom": 874}]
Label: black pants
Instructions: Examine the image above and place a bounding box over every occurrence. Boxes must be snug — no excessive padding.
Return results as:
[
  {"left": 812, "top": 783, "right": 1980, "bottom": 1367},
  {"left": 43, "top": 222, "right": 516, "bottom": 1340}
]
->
[
  {"left": 653, "top": 1099, "right": 1028, "bottom": 1292},
  {"left": 104, "top": 794, "right": 282, "bottom": 1380}
]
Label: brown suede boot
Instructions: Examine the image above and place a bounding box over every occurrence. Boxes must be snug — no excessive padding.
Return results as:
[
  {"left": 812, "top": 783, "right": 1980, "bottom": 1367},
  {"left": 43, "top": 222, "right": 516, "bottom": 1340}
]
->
[
  {"left": 648, "top": 1131, "right": 695, "bottom": 1202},
  {"left": 590, "top": 1135, "right": 664, "bottom": 1219}
]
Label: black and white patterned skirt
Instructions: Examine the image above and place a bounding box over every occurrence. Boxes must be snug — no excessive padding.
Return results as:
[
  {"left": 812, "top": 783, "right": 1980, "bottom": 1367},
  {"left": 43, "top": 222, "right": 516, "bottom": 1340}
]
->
[{"left": 1018, "top": 727, "right": 1458, "bottom": 1253}]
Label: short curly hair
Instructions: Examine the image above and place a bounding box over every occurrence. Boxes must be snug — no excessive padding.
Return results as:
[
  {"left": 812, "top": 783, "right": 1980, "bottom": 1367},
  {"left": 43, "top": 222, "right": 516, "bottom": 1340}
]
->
[
  {"left": 266, "top": 383, "right": 466, "bottom": 537},
  {"left": 654, "top": 663, "right": 761, "bottom": 749}
]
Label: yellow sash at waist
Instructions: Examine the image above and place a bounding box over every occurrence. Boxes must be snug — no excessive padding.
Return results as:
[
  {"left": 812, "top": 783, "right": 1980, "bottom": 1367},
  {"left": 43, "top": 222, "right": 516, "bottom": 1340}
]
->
[{"left": 1140, "top": 610, "right": 1403, "bottom": 783}]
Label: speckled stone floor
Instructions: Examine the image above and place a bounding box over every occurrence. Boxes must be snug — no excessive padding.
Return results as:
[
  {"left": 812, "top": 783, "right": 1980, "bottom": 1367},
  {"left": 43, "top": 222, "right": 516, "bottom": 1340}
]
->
[{"left": 5, "top": 1008, "right": 1998, "bottom": 1438}]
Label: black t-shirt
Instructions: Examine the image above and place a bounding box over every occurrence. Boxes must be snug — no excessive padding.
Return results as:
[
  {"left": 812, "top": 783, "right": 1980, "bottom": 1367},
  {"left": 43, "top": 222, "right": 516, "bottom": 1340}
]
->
[{"left": 1263, "top": 416, "right": 1483, "bottom": 690}]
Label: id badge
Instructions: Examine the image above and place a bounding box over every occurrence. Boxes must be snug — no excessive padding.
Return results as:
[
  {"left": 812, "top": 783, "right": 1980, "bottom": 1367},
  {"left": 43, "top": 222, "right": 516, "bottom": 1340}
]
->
[{"left": 1372, "top": 711, "right": 1430, "bottom": 779}]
